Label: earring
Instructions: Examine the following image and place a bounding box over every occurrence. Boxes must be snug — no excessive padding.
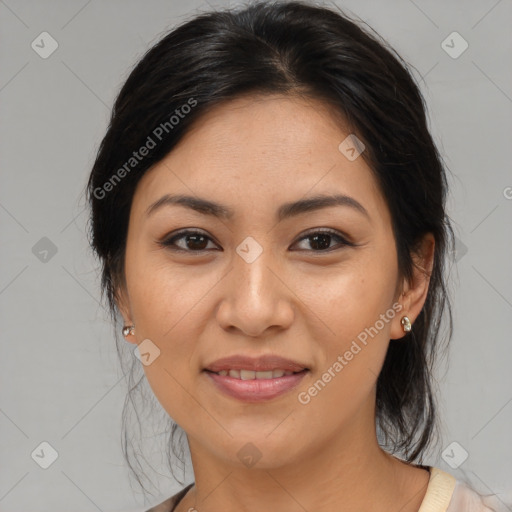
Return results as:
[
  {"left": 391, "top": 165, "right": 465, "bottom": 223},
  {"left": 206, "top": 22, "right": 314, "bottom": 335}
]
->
[
  {"left": 401, "top": 316, "right": 412, "bottom": 332},
  {"left": 122, "top": 325, "right": 135, "bottom": 337}
]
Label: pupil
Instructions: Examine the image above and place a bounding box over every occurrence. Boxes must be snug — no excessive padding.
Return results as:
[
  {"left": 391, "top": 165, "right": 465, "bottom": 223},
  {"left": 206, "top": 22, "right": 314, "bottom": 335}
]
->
[
  {"left": 310, "top": 234, "right": 330, "bottom": 250},
  {"left": 187, "top": 234, "right": 207, "bottom": 250},
  {"left": 182, "top": 233, "right": 332, "bottom": 251}
]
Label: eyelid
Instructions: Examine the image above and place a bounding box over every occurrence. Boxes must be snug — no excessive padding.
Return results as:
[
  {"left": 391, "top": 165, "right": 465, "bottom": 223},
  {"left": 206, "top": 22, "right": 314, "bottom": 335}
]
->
[
  {"left": 293, "top": 227, "right": 354, "bottom": 246},
  {"left": 160, "top": 229, "right": 221, "bottom": 251},
  {"left": 159, "top": 227, "right": 355, "bottom": 253}
]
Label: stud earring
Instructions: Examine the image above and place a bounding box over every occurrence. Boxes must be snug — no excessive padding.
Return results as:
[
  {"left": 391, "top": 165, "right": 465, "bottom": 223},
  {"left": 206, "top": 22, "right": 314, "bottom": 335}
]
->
[
  {"left": 122, "top": 325, "right": 135, "bottom": 337},
  {"left": 401, "top": 316, "right": 412, "bottom": 332}
]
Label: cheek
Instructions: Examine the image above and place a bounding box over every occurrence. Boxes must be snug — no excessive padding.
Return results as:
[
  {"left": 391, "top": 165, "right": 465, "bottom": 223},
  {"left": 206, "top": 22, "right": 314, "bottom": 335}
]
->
[
  {"left": 125, "top": 255, "right": 212, "bottom": 422},
  {"left": 296, "top": 254, "right": 397, "bottom": 396},
  {"left": 127, "top": 248, "right": 213, "bottom": 336},
  {"left": 300, "top": 255, "right": 397, "bottom": 345},
  {"left": 124, "top": 250, "right": 233, "bottom": 407}
]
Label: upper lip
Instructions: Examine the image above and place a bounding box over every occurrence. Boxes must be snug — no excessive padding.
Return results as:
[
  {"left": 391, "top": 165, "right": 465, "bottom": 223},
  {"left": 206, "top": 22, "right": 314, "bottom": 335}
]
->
[{"left": 204, "top": 354, "right": 309, "bottom": 373}]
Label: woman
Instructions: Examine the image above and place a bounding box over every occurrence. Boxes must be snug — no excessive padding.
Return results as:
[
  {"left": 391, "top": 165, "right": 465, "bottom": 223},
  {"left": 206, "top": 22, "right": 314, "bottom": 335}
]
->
[{"left": 86, "top": 2, "right": 504, "bottom": 511}]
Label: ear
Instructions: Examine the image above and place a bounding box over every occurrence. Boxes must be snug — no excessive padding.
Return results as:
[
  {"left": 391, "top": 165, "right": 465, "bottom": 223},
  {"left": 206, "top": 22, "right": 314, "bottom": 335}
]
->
[
  {"left": 390, "top": 233, "right": 435, "bottom": 340},
  {"left": 115, "top": 283, "right": 137, "bottom": 344}
]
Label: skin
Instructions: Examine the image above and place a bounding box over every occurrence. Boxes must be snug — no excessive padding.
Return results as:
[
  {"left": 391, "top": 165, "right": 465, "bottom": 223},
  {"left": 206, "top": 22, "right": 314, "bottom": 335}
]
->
[{"left": 117, "top": 94, "right": 435, "bottom": 512}]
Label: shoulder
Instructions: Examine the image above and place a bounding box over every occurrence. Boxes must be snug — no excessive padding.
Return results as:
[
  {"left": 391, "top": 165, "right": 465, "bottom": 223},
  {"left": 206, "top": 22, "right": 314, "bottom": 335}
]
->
[
  {"left": 419, "top": 467, "right": 507, "bottom": 512},
  {"left": 447, "top": 479, "right": 509, "bottom": 512},
  {"left": 144, "top": 483, "right": 194, "bottom": 512}
]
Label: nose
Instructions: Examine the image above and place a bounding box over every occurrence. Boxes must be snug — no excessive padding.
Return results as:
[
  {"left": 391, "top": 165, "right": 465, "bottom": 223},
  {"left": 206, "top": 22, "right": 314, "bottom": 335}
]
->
[{"left": 215, "top": 244, "right": 295, "bottom": 337}]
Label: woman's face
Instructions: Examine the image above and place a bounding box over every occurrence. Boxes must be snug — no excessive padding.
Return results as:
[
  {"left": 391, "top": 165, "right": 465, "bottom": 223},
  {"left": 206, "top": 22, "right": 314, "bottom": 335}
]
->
[{"left": 118, "top": 94, "right": 431, "bottom": 469}]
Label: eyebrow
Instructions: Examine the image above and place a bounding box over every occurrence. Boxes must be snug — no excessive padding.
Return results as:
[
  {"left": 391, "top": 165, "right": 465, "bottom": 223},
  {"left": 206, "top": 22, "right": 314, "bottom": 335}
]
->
[{"left": 145, "top": 193, "right": 370, "bottom": 222}]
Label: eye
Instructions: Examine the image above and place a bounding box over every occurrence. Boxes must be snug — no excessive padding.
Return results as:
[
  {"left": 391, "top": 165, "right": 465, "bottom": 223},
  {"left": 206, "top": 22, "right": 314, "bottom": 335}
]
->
[
  {"left": 291, "top": 229, "right": 354, "bottom": 252},
  {"left": 159, "top": 230, "right": 220, "bottom": 252},
  {"left": 159, "top": 228, "right": 354, "bottom": 253}
]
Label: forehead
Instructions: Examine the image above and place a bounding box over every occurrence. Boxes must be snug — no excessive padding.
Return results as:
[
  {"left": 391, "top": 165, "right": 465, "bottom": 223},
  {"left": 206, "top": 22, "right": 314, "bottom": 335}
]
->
[
  {"left": 173, "top": 93, "right": 352, "bottom": 163},
  {"left": 131, "top": 94, "right": 387, "bottom": 224}
]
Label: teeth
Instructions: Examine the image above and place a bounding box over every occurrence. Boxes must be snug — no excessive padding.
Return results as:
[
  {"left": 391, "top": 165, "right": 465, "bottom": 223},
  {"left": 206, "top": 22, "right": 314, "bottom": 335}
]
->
[
  {"left": 255, "top": 371, "right": 273, "bottom": 379},
  {"left": 217, "top": 369, "right": 298, "bottom": 379},
  {"left": 240, "top": 369, "right": 256, "bottom": 380}
]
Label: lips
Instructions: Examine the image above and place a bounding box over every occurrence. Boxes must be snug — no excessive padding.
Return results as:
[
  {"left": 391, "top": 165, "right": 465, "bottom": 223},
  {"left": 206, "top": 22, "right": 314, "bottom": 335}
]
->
[
  {"left": 203, "top": 354, "right": 310, "bottom": 402},
  {"left": 214, "top": 369, "right": 296, "bottom": 380},
  {"left": 204, "top": 354, "right": 308, "bottom": 373}
]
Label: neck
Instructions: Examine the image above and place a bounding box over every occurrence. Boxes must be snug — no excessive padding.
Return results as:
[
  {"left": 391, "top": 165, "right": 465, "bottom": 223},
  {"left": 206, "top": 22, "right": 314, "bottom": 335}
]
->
[{"left": 180, "top": 403, "right": 430, "bottom": 512}]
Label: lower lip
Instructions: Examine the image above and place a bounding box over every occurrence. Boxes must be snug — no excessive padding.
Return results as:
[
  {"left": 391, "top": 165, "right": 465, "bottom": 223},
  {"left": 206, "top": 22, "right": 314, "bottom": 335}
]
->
[{"left": 204, "top": 370, "right": 309, "bottom": 402}]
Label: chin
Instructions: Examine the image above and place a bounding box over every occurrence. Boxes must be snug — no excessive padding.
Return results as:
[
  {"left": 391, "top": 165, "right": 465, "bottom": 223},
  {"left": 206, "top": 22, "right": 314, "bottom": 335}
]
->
[{"left": 215, "top": 431, "right": 307, "bottom": 470}]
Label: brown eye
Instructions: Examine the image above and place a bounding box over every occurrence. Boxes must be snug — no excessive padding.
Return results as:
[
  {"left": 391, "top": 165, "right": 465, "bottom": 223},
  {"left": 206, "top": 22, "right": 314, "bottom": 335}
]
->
[
  {"left": 160, "top": 230, "right": 219, "bottom": 252},
  {"left": 291, "top": 229, "right": 354, "bottom": 252},
  {"left": 159, "top": 228, "right": 354, "bottom": 254}
]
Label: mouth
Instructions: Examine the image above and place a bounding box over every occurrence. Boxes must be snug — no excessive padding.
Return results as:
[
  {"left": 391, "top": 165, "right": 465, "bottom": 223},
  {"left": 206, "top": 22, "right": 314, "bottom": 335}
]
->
[
  {"left": 202, "top": 355, "right": 310, "bottom": 402},
  {"left": 202, "top": 368, "right": 310, "bottom": 403},
  {"left": 203, "top": 354, "right": 309, "bottom": 374},
  {"left": 204, "top": 368, "right": 306, "bottom": 379}
]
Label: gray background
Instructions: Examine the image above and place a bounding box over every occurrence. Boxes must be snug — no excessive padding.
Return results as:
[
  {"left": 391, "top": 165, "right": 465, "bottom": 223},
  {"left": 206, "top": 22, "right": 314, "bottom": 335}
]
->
[{"left": 1, "top": 0, "right": 511, "bottom": 511}]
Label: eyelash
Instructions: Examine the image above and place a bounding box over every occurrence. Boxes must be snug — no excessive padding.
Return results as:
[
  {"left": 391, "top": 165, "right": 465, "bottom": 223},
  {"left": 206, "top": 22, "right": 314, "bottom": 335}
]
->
[{"left": 158, "top": 228, "right": 355, "bottom": 253}]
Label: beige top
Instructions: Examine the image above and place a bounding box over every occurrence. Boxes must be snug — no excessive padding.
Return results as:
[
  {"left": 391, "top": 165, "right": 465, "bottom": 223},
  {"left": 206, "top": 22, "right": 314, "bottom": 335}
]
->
[{"left": 145, "top": 467, "right": 505, "bottom": 512}]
